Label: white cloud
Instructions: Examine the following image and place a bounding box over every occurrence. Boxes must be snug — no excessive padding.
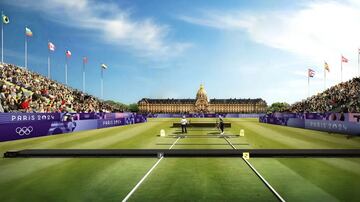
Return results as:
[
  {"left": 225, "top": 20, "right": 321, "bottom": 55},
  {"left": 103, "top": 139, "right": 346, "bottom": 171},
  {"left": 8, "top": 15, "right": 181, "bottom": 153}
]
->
[
  {"left": 179, "top": 0, "right": 360, "bottom": 84},
  {"left": 6, "top": 0, "right": 190, "bottom": 58}
]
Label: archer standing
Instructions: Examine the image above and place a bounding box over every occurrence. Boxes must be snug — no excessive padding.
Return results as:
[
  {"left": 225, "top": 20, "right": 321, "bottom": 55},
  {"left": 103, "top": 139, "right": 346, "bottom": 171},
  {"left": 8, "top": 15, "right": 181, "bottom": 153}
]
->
[
  {"left": 181, "top": 116, "right": 188, "bottom": 133},
  {"left": 219, "top": 115, "right": 224, "bottom": 135}
]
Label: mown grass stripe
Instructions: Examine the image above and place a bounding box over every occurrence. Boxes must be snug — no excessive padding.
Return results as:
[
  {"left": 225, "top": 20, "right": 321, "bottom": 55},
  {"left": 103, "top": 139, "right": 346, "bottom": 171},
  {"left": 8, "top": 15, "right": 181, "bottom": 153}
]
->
[
  {"left": 122, "top": 137, "right": 180, "bottom": 202},
  {"left": 224, "top": 137, "right": 286, "bottom": 202}
]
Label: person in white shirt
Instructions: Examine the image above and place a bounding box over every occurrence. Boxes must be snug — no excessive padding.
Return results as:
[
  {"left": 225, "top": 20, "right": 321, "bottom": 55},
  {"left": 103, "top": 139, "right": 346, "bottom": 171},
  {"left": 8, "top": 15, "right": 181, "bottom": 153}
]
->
[{"left": 180, "top": 116, "right": 188, "bottom": 133}]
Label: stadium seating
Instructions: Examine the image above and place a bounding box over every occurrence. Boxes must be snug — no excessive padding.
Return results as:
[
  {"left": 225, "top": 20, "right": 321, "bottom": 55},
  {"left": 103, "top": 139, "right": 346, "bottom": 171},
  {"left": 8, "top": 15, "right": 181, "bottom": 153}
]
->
[
  {"left": 290, "top": 77, "right": 360, "bottom": 113},
  {"left": 0, "top": 63, "right": 122, "bottom": 113}
]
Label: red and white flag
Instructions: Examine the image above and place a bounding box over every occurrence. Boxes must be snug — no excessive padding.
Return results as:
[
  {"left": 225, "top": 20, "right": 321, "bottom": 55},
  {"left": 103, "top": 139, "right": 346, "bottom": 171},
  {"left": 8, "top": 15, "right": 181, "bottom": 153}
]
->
[
  {"left": 341, "top": 55, "right": 348, "bottom": 63},
  {"left": 324, "top": 62, "right": 330, "bottom": 72},
  {"left": 83, "top": 56, "right": 88, "bottom": 64},
  {"left": 65, "top": 50, "right": 72, "bottom": 58},
  {"left": 48, "top": 42, "right": 55, "bottom": 51},
  {"left": 308, "top": 68, "right": 315, "bottom": 78}
]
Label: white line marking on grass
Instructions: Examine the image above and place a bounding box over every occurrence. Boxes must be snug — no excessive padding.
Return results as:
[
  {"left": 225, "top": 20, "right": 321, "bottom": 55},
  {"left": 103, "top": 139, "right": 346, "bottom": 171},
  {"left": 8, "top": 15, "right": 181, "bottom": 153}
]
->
[
  {"left": 242, "top": 157, "right": 286, "bottom": 202},
  {"left": 122, "top": 137, "right": 180, "bottom": 202},
  {"left": 122, "top": 156, "right": 163, "bottom": 202},
  {"left": 224, "top": 137, "right": 286, "bottom": 202},
  {"left": 223, "top": 137, "right": 236, "bottom": 150},
  {"left": 169, "top": 137, "right": 180, "bottom": 149}
]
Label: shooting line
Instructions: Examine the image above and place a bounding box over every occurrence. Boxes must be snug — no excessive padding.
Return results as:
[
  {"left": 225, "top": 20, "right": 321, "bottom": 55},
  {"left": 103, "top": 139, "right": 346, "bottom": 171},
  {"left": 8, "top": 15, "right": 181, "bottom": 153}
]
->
[
  {"left": 122, "top": 136, "right": 180, "bottom": 202},
  {"left": 223, "top": 130, "right": 286, "bottom": 202}
]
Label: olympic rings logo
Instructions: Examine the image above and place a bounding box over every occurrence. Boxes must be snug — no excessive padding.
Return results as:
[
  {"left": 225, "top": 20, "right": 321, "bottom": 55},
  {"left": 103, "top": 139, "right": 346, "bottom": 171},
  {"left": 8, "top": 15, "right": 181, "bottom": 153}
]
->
[{"left": 15, "top": 126, "right": 33, "bottom": 136}]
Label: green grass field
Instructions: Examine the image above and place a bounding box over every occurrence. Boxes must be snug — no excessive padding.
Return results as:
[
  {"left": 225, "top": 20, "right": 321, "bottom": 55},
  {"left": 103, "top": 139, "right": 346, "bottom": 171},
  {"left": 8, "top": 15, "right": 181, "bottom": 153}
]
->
[{"left": 0, "top": 118, "right": 360, "bottom": 202}]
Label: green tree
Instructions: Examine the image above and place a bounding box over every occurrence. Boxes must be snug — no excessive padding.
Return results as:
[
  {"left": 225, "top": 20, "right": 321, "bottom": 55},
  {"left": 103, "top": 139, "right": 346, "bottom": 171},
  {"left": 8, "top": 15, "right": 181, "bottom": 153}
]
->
[
  {"left": 267, "top": 102, "right": 290, "bottom": 113},
  {"left": 128, "top": 103, "right": 139, "bottom": 112},
  {"left": 104, "top": 100, "right": 128, "bottom": 111}
]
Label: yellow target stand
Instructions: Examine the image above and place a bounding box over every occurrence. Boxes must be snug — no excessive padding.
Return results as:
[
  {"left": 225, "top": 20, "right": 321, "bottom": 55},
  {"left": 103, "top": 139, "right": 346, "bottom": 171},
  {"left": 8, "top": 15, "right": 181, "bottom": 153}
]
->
[
  {"left": 160, "top": 129, "right": 166, "bottom": 137},
  {"left": 242, "top": 152, "right": 250, "bottom": 160},
  {"left": 239, "top": 129, "right": 245, "bottom": 137}
]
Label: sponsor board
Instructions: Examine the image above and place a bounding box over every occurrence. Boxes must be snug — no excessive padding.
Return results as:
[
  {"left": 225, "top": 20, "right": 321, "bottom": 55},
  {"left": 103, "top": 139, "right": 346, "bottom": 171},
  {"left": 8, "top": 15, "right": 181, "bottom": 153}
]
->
[
  {"left": 0, "top": 114, "right": 147, "bottom": 142},
  {"left": 0, "top": 113, "right": 61, "bottom": 124},
  {"left": 260, "top": 113, "right": 360, "bottom": 135},
  {"left": 305, "top": 120, "right": 360, "bottom": 135}
]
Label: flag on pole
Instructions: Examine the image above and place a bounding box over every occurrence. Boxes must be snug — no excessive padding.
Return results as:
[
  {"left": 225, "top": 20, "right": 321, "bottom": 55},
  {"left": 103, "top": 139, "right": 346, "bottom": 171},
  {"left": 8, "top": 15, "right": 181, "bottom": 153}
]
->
[
  {"left": 25, "top": 27, "right": 33, "bottom": 37},
  {"left": 308, "top": 68, "right": 315, "bottom": 77},
  {"left": 341, "top": 55, "right": 348, "bottom": 63},
  {"left": 2, "top": 14, "right": 9, "bottom": 24},
  {"left": 324, "top": 62, "right": 330, "bottom": 72},
  {"left": 83, "top": 56, "right": 88, "bottom": 64},
  {"left": 48, "top": 42, "right": 55, "bottom": 51},
  {"left": 65, "top": 50, "right": 71, "bottom": 58},
  {"left": 101, "top": 64, "right": 108, "bottom": 69}
]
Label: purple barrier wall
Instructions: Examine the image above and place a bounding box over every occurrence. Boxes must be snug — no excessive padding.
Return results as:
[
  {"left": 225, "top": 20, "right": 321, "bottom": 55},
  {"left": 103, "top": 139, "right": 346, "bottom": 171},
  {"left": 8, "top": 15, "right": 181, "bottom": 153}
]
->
[
  {"left": 0, "top": 113, "right": 147, "bottom": 142},
  {"left": 0, "top": 112, "right": 147, "bottom": 125},
  {"left": 73, "top": 119, "right": 98, "bottom": 132},
  {"left": 259, "top": 113, "right": 360, "bottom": 135},
  {"left": 305, "top": 119, "right": 360, "bottom": 135},
  {"left": 0, "top": 113, "right": 61, "bottom": 124},
  {"left": 147, "top": 113, "right": 265, "bottom": 118},
  {"left": 98, "top": 118, "right": 126, "bottom": 128},
  {"left": 0, "top": 121, "right": 53, "bottom": 141}
]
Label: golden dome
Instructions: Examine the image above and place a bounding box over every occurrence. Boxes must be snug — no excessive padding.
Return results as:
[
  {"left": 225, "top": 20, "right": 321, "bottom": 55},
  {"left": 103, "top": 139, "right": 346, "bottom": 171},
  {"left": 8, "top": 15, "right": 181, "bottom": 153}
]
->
[{"left": 196, "top": 84, "right": 208, "bottom": 100}]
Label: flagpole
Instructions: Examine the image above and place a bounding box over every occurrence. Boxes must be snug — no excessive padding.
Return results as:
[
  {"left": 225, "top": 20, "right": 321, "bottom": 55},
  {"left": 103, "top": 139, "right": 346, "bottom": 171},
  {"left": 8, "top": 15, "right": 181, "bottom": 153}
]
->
[
  {"left": 82, "top": 58, "right": 85, "bottom": 93},
  {"left": 308, "top": 74, "right": 310, "bottom": 97},
  {"left": 25, "top": 30, "right": 27, "bottom": 69},
  {"left": 101, "top": 67, "right": 104, "bottom": 99},
  {"left": 1, "top": 11, "right": 3, "bottom": 64},
  {"left": 65, "top": 56, "right": 68, "bottom": 85},
  {"left": 358, "top": 50, "right": 360, "bottom": 77},
  {"left": 340, "top": 57, "right": 343, "bottom": 82},
  {"left": 48, "top": 41, "right": 50, "bottom": 79},
  {"left": 48, "top": 55, "right": 50, "bottom": 78},
  {"left": 324, "top": 66, "right": 326, "bottom": 90}
]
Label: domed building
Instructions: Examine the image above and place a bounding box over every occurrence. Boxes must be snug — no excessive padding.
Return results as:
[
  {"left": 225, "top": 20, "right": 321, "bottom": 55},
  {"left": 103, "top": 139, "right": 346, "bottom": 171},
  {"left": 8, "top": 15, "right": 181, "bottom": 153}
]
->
[
  {"left": 138, "top": 84, "right": 267, "bottom": 113},
  {"left": 195, "top": 84, "right": 209, "bottom": 113}
]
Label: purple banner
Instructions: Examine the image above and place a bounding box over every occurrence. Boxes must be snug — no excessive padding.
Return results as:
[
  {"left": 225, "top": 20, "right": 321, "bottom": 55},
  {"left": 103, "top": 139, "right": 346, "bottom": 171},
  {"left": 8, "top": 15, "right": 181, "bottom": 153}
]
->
[
  {"left": 0, "top": 114, "right": 147, "bottom": 142},
  {"left": 260, "top": 113, "right": 360, "bottom": 135},
  {"left": 305, "top": 120, "right": 360, "bottom": 135},
  {"left": 0, "top": 121, "right": 53, "bottom": 141},
  {"left": 348, "top": 113, "right": 360, "bottom": 123},
  {"left": 146, "top": 113, "right": 264, "bottom": 118},
  {"left": 0, "top": 112, "right": 144, "bottom": 125},
  {"left": 0, "top": 113, "right": 61, "bottom": 124},
  {"left": 73, "top": 119, "right": 98, "bottom": 132},
  {"left": 97, "top": 118, "right": 126, "bottom": 128},
  {"left": 134, "top": 114, "right": 147, "bottom": 123}
]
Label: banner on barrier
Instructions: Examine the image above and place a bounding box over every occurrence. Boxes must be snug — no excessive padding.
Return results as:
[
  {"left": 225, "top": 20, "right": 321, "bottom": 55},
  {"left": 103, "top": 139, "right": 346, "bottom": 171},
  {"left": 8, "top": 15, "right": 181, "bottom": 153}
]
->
[
  {"left": 0, "top": 112, "right": 145, "bottom": 125},
  {"left": 147, "top": 113, "right": 265, "bottom": 118},
  {"left": 98, "top": 118, "right": 126, "bottom": 128},
  {"left": 0, "top": 113, "right": 61, "bottom": 124},
  {"left": 0, "top": 113, "right": 147, "bottom": 142},
  {"left": 305, "top": 120, "right": 360, "bottom": 135},
  {"left": 259, "top": 113, "right": 360, "bottom": 135},
  {"left": 0, "top": 121, "right": 53, "bottom": 141}
]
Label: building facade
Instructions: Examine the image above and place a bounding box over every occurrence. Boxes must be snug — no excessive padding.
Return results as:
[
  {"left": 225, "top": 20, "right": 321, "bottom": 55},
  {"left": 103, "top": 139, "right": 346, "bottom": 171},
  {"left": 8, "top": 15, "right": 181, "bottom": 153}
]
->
[{"left": 138, "top": 84, "right": 267, "bottom": 113}]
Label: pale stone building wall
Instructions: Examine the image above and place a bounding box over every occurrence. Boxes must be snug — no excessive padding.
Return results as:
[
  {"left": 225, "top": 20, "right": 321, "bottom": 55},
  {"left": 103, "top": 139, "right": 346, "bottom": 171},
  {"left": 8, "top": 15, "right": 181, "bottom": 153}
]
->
[{"left": 138, "top": 85, "right": 267, "bottom": 113}]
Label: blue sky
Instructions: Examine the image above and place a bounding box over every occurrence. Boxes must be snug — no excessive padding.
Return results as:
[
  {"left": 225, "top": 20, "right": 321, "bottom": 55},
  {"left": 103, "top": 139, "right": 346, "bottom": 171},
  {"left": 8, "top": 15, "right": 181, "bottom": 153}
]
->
[{"left": 1, "top": 0, "right": 360, "bottom": 104}]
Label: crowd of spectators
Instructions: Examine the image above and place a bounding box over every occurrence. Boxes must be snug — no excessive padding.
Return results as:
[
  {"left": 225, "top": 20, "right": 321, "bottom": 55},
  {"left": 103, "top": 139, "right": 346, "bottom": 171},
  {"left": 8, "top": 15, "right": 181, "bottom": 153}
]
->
[
  {"left": 0, "top": 63, "right": 123, "bottom": 113},
  {"left": 290, "top": 77, "right": 360, "bottom": 113}
]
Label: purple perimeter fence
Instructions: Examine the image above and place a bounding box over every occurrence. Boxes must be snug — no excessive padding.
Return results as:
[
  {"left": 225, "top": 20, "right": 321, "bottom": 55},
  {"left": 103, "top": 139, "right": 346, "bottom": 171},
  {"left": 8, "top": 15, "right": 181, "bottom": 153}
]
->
[
  {"left": 259, "top": 113, "right": 360, "bottom": 135},
  {"left": 0, "top": 113, "right": 147, "bottom": 142}
]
